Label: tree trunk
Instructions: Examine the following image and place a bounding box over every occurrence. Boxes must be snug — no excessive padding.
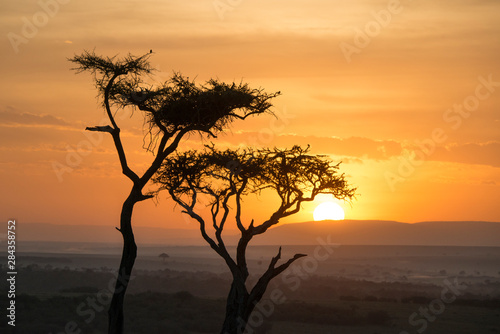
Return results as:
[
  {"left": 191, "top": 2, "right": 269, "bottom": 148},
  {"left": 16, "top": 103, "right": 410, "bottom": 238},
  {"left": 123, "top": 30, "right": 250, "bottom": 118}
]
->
[
  {"left": 108, "top": 195, "right": 138, "bottom": 334},
  {"left": 220, "top": 281, "right": 251, "bottom": 334}
]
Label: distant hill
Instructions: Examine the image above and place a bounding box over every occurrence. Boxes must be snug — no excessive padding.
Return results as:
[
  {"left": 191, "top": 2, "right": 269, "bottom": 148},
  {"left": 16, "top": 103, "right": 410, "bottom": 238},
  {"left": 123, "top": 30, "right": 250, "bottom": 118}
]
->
[
  {"left": 249, "top": 220, "right": 500, "bottom": 247},
  {"left": 11, "top": 220, "right": 500, "bottom": 247}
]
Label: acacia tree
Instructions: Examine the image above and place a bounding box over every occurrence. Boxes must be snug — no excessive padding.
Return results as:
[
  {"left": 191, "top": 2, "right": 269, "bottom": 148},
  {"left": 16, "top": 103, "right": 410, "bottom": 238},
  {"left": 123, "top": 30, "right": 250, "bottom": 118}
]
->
[
  {"left": 153, "top": 145, "right": 356, "bottom": 334},
  {"left": 69, "top": 51, "right": 279, "bottom": 334}
]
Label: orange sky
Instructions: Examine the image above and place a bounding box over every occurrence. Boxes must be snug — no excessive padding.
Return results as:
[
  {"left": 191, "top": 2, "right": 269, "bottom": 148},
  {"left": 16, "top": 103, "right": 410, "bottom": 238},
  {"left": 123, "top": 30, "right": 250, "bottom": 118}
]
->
[{"left": 1, "top": 0, "right": 499, "bottom": 231}]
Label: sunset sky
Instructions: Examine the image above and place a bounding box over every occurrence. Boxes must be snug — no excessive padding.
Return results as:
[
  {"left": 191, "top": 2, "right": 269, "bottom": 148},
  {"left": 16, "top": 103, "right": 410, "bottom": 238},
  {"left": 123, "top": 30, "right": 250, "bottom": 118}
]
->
[{"left": 1, "top": 0, "right": 499, "bottom": 233}]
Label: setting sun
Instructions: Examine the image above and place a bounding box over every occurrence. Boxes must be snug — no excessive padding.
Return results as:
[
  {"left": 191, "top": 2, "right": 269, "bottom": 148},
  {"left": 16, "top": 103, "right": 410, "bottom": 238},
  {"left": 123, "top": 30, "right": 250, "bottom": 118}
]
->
[{"left": 313, "top": 202, "right": 345, "bottom": 221}]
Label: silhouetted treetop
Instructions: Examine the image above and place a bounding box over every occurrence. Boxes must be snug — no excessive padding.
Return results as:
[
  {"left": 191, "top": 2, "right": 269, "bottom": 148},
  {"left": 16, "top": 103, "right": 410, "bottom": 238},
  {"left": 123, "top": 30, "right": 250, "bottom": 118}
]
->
[
  {"left": 137, "top": 75, "right": 278, "bottom": 135},
  {"left": 154, "top": 145, "right": 355, "bottom": 234},
  {"left": 70, "top": 50, "right": 154, "bottom": 78},
  {"left": 70, "top": 50, "right": 280, "bottom": 146}
]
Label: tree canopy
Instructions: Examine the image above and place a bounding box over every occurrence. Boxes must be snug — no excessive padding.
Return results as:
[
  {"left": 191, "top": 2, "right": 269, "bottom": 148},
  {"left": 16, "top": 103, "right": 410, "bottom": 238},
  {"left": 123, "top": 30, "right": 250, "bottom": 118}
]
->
[
  {"left": 155, "top": 145, "right": 355, "bottom": 231},
  {"left": 70, "top": 50, "right": 279, "bottom": 151}
]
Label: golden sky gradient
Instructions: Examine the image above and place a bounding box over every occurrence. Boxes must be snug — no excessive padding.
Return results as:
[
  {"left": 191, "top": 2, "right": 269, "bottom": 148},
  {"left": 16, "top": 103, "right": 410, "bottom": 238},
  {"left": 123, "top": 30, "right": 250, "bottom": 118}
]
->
[{"left": 1, "top": 0, "right": 499, "bottom": 230}]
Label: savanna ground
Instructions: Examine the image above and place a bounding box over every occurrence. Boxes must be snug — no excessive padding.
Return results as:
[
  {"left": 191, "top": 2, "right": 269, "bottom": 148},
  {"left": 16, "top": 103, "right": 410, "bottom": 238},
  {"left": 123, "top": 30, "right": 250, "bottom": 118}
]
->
[{"left": 2, "top": 243, "right": 500, "bottom": 334}]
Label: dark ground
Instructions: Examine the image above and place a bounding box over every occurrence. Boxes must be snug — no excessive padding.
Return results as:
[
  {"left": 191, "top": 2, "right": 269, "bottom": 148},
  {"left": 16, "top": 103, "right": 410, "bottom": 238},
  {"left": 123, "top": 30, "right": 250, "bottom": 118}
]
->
[{"left": 1, "top": 244, "right": 500, "bottom": 334}]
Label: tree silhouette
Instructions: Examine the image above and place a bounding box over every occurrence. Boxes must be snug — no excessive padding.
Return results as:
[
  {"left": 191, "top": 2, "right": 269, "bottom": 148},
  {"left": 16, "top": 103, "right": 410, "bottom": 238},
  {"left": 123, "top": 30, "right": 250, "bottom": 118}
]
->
[
  {"left": 69, "top": 50, "right": 279, "bottom": 334},
  {"left": 154, "top": 145, "right": 355, "bottom": 334},
  {"left": 159, "top": 253, "right": 170, "bottom": 262}
]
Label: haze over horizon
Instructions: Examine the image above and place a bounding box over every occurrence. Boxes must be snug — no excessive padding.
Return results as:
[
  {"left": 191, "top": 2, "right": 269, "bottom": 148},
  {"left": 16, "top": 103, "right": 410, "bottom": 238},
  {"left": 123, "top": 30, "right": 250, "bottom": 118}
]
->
[
  {"left": 12, "top": 220, "right": 500, "bottom": 248},
  {"left": 1, "top": 0, "right": 499, "bottom": 234}
]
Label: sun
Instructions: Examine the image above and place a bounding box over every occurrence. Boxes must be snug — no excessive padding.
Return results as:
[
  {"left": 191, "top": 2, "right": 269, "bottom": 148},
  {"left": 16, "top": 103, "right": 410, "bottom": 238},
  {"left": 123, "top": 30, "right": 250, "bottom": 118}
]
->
[{"left": 313, "top": 201, "right": 345, "bottom": 221}]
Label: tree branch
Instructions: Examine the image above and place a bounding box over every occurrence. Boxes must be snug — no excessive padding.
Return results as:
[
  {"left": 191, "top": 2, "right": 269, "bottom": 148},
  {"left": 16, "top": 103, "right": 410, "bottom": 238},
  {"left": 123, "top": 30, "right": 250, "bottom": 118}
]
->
[
  {"left": 104, "top": 73, "right": 122, "bottom": 130},
  {"left": 170, "top": 188, "right": 238, "bottom": 274},
  {"left": 247, "top": 247, "right": 306, "bottom": 308},
  {"left": 215, "top": 189, "right": 235, "bottom": 247},
  {"left": 139, "top": 128, "right": 188, "bottom": 188},
  {"left": 86, "top": 125, "right": 114, "bottom": 133},
  {"left": 86, "top": 122, "right": 140, "bottom": 183},
  {"left": 234, "top": 178, "right": 248, "bottom": 233}
]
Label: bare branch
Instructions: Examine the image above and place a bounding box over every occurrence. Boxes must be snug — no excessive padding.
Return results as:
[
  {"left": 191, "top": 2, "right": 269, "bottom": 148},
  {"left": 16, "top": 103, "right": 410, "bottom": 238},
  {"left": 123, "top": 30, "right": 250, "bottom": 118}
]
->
[
  {"left": 248, "top": 247, "right": 306, "bottom": 306},
  {"left": 86, "top": 125, "right": 114, "bottom": 133}
]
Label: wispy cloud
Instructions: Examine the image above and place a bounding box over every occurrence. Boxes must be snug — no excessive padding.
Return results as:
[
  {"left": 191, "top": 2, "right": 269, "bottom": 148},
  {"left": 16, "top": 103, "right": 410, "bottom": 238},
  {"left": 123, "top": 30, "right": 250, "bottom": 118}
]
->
[
  {"left": 218, "top": 132, "right": 500, "bottom": 168},
  {"left": 0, "top": 107, "right": 70, "bottom": 127},
  {"left": 216, "top": 132, "right": 403, "bottom": 160},
  {"left": 433, "top": 142, "right": 500, "bottom": 168}
]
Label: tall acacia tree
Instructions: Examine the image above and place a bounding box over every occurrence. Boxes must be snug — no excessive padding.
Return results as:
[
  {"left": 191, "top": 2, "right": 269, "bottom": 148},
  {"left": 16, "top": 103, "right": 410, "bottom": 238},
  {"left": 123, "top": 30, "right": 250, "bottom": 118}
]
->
[
  {"left": 153, "top": 146, "right": 356, "bottom": 334},
  {"left": 69, "top": 51, "right": 279, "bottom": 334}
]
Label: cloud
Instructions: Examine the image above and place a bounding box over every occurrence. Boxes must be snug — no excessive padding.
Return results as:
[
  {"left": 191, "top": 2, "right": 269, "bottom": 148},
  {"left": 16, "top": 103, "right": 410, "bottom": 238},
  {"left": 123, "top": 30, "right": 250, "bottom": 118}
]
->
[
  {"left": 217, "top": 132, "right": 500, "bottom": 168},
  {"left": 216, "top": 132, "right": 404, "bottom": 160},
  {"left": 403, "top": 141, "right": 500, "bottom": 168},
  {"left": 0, "top": 108, "right": 70, "bottom": 127},
  {"left": 436, "top": 142, "right": 500, "bottom": 168}
]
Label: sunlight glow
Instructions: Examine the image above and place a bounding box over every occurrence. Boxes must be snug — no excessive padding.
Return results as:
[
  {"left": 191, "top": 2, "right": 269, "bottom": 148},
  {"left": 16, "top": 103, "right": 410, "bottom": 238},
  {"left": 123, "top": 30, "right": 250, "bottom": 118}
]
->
[{"left": 313, "top": 202, "right": 345, "bottom": 221}]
